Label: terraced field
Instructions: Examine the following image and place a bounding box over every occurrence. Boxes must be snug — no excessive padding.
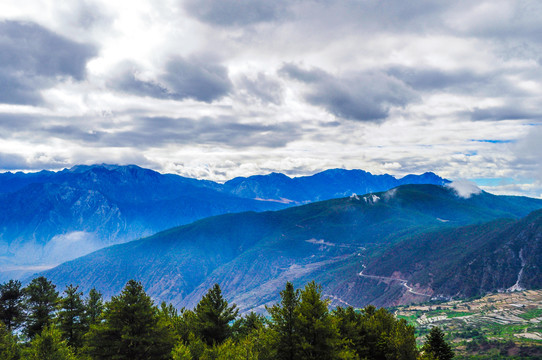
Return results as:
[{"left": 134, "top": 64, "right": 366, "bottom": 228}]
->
[{"left": 392, "top": 290, "right": 542, "bottom": 359}]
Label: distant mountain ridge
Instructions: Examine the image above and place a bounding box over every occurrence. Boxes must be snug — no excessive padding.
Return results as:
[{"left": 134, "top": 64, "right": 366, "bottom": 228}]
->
[
  {"left": 38, "top": 184, "right": 542, "bottom": 312},
  {"left": 222, "top": 168, "right": 448, "bottom": 203},
  {"left": 0, "top": 164, "right": 447, "bottom": 280}
]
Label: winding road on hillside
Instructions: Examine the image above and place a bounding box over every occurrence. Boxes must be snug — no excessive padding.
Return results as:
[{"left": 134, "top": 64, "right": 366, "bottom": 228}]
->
[{"left": 358, "top": 269, "right": 431, "bottom": 297}]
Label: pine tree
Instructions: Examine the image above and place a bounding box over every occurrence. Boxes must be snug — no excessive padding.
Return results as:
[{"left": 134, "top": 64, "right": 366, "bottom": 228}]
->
[
  {"left": 0, "top": 280, "right": 25, "bottom": 331},
  {"left": 85, "top": 288, "right": 104, "bottom": 326},
  {"left": 83, "top": 279, "right": 175, "bottom": 360},
  {"left": 296, "top": 281, "right": 338, "bottom": 360},
  {"left": 359, "top": 305, "right": 418, "bottom": 360},
  {"left": 232, "top": 311, "right": 266, "bottom": 339},
  {"left": 25, "top": 324, "right": 76, "bottom": 360},
  {"left": 23, "top": 277, "right": 59, "bottom": 339},
  {"left": 266, "top": 281, "right": 301, "bottom": 360},
  {"left": 0, "top": 323, "right": 21, "bottom": 360},
  {"left": 194, "top": 283, "right": 238, "bottom": 345},
  {"left": 58, "top": 285, "right": 86, "bottom": 350},
  {"left": 422, "top": 326, "right": 454, "bottom": 360},
  {"left": 333, "top": 306, "right": 367, "bottom": 356}
]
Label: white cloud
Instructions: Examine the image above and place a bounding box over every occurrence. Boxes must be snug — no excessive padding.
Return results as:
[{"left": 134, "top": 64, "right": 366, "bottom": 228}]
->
[
  {"left": 446, "top": 179, "right": 483, "bottom": 198},
  {"left": 0, "top": 1, "right": 541, "bottom": 197}
]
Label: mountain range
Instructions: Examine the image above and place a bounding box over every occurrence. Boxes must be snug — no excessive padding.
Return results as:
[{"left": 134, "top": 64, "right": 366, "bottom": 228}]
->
[
  {"left": 0, "top": 164, "right": 446, "bottom": 280},
  {"left": 39, "top": 184, "right": 542, "bottom": 312}
]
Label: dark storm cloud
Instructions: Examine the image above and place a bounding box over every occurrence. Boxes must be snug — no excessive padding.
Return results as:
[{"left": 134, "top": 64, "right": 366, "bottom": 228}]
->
[
  {"left": 280, "top": 63, "right": 417, "bottom": 122},
  {"left": 183, "top": 0, "right": 289, "bottom": 27},
  {"left": 0, "top": 20, "right": 97, "bottom": 105},
  {"left": 111, "top": 57, "right": 232, "bottom": 103},
  {"left": 237, "top": 73, "right": 283, "bottom": 105}
]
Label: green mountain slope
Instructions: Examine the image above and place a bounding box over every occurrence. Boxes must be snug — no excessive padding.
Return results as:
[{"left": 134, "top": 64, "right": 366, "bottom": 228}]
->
[
  {"left": 38, "top": 185, "right": 542, "bottom": 311},
  {"left": 343, "top": 208, "right": 542, "bottom": 307}
]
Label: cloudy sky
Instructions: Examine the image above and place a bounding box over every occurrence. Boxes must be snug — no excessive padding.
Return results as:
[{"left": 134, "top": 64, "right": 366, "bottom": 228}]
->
[{"left": 1, "top": 0, "right": 542, "bottom": 197}]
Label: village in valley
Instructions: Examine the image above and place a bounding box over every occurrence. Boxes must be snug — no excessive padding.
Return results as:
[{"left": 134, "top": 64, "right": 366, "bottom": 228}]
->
[{"left": 394, "top": 290, "right": 542, "bottom": 358}]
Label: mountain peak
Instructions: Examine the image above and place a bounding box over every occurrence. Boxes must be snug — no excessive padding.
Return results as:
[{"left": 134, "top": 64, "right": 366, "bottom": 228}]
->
[
  {"left": 311, "top": 168, "right": 372, "bottom": 178},
  {"left": 65, "top": 163, "right": 142, "bottom": 173}
]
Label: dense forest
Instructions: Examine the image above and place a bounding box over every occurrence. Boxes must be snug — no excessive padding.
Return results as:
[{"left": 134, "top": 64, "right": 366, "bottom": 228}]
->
[{"left": 0, "top": 277, "right": 453, "bottom": 359}]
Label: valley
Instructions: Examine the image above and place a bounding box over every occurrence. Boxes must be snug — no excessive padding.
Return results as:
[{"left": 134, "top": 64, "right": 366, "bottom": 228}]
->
[
  {"left": 358, "top": 269, "right": 432, "bottom": 298},
  {"left": 394, "top": 289, "right": 542, "bottom": 358}
]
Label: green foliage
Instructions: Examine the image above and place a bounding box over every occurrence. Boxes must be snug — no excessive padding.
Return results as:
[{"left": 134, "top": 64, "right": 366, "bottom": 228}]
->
[
  {"left": 200, "top": 337, "right": 259, "bottom": 360},
  {"left": 421, "top": 327, "right": 454, "bottom": 360},
  {"left": 186, "top": 332, "right": 207, "bottom": 360},
  {"left": 518, "top": 308, "right": 542, "bottom": 320},
  {"left": 58, "top": 285, "right": 86, "bottom": 351},
  {"left": 23, "top": 277, "right": 60, "bottom": 339},
  {"left": 366, "top": 306, "right": 418, "bottom": 360},
  {"left": 83, "top": 280, "right": 175, "bottom": 360},
  {"left": 334, "top": 306, "right": 366, "bottom": 356},
  {"left": 0, "top": 323, "right": 21, "bottom": 360},
  {"left": 84, "top": 288, "right": 103, "bottom": 326},
  {"left": 232, "top": 311, "right": 266, "bottom": 340},
  {"left": 25, "top": 324, "right": 76, "bottom": 360},
  {"left": 172, "top": 341, "right": 192, "bottom": 360},
  {"left": 334, "top": 305, "right": 418, "bottom": 360},
  {"left": 175, "top": 309, "right": 198, "bottom": 344},
  {"left": 297, "top": 281, "right": 339, "bottom": 359},
  {"left": 0, "top": 280, "right": 25, "bottom": 332},
  {"left": 266, "top": 281, "right": 301, "bottom": 360},
  {"left": 0, "top": 277, "right": 455, "bottom": 360},
  {"left": 194, "top": 283, "right": 238, "bottom": 345}
]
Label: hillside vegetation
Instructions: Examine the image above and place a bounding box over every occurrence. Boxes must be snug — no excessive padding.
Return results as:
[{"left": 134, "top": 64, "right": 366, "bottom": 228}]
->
[{"left": 0, "top": 277, "right": 454, "bottom": 360}]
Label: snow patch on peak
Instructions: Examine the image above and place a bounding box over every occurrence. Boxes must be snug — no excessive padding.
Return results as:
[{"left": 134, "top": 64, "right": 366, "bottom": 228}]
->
[{"left": 363, "top": 194, "right": 380, "bottom": 204}]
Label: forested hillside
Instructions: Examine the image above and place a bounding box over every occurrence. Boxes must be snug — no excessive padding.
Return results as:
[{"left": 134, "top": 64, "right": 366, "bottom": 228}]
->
[{"left": 0, "top": 277, "right": 453, "bottom": 360}]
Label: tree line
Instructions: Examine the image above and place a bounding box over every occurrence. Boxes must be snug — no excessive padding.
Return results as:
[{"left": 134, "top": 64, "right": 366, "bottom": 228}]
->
[{"left": 0, "top": 277, "right": 453, "bottom": 359}]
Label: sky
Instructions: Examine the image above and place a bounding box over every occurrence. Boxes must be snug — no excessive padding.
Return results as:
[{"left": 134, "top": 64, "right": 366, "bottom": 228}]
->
[{"left": 1, "top": 0, "right": 542, "bottom": 197}]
